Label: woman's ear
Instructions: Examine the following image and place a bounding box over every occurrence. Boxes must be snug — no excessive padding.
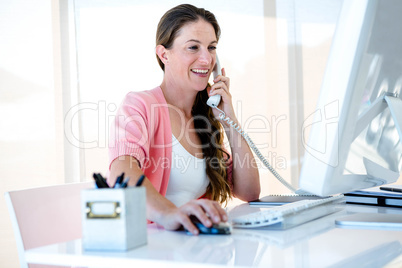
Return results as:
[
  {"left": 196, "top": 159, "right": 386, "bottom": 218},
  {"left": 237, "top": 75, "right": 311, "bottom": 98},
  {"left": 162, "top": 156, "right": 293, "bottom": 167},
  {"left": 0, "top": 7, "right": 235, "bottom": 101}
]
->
[{"left": 156, "top": 45, "right": 168, "bottom": 65}]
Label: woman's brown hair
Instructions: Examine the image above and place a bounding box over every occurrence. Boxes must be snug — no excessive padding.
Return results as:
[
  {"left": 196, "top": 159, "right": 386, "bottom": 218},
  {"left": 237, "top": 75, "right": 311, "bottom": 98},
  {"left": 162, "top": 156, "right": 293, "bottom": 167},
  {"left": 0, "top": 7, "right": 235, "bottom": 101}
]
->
[{"left": 156, "top": 4, "right": 232, "bottom": 204}]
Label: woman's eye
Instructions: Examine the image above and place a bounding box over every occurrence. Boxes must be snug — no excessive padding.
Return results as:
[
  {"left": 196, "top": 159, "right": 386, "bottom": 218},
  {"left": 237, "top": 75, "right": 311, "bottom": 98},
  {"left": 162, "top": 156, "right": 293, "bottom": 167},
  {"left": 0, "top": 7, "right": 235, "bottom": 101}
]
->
[
  {"left": 209, "top": 46, "right": 217, "bottom": 51},
  {"left": 189, "top": 45, "right": 198, "bottom": 50}
]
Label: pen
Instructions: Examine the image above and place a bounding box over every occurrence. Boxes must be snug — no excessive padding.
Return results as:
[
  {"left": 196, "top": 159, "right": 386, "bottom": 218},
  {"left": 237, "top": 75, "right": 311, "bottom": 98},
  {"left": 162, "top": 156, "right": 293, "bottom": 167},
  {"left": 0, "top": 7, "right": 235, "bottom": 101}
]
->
[
  {"left": 380, "top": 186, "right": 402, "bottom": 193},
  {"left": 93, "top": 173, "right": 102, "bottom": 188},
  {"left": 98, "top": 173, "right": 110, "bottom": 188},
  {"left": 135, "top": 175, "right": 145, "bottom": 187},
  {"left": 113, "top": 172, "right": 125, "bottom": 188},
  {"left": 93, "top": 173, "right": 109, "bottom": 188},
  {"left": 120, "top": 177, "right": 131, "bottom": 188}
]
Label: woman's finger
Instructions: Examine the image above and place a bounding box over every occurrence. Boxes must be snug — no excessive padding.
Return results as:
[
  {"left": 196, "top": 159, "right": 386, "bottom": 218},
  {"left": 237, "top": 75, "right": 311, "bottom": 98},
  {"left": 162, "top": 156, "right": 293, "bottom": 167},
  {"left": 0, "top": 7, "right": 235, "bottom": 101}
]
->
[
  {"left": 214, "top": 68, "right": 230, "bottom": 89},
  {"left": 209, "top": 87, "right": 232, "bottom": 102},
  {"left": 179, "top": 201, "right": 212, "bottom": 228},
  {"left": 212, "top": 201, "right": 228, "bottom": 222},
  {"left": 177, "top": 211, "right": 199, "bottom": 235},
  {"left": 196, "top": 199, "right": 227, "bottom": 224},
  {"left": 210, "top": 81, "right": 229, "bottom": 95}
]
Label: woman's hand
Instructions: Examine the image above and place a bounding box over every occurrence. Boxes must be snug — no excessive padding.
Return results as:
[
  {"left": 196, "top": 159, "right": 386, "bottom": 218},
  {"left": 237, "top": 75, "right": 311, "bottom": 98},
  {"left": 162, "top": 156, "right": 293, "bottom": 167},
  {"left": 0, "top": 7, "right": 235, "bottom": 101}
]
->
[
  {"left": 160, "top": 199, "right": 228, "bottom": 235},
  {"left": 111, "top": 157, "right": 229, "bottom": 235},
  {"left": 208, "top": 68, "right": 237, "bottom": 122}
]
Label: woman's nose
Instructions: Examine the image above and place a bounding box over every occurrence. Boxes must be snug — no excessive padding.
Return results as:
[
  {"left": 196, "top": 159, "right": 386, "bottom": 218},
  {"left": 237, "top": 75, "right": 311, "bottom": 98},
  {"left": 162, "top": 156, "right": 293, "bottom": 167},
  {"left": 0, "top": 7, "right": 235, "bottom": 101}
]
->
[{"left": 198, "top": 49, "right": 212, "bottom": 65}]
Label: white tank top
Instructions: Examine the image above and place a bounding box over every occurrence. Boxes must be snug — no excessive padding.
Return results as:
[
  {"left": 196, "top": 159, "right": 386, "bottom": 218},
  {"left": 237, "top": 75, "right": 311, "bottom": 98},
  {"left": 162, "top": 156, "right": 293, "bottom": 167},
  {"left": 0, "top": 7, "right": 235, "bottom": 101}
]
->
[{"left": 165, "top": 135, "right": 209, "bottom": 207}]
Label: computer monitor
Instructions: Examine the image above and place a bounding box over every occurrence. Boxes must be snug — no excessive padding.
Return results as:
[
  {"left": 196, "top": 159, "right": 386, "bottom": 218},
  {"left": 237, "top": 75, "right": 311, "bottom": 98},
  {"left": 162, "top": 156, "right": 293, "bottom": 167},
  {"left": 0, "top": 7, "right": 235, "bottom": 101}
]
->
[{"left": 299, "top": 0, "right": 402, "bottom": 196}]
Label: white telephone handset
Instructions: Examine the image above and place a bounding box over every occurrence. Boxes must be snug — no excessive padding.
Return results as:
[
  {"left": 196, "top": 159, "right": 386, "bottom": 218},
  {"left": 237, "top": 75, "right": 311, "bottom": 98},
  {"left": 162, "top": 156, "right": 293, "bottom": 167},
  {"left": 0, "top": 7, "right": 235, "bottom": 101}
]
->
[
  {"left": 206, "top": 55, "right": 308, "bottom": 195},
  {"left": 206, "top": 55, "right": 222, "bottom": 108}
]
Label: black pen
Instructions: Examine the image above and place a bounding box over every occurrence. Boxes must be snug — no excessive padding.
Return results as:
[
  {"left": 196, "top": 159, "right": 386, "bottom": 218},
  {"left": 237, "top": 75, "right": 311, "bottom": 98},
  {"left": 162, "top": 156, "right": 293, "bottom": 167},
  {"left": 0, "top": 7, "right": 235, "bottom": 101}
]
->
[
  {"left": 98, "top": 173, "right": 110, "bottom": 188},
  {"left": 93, "top": 173, "right": 102, "bottom": 188},
  {"left": 135, "top": 175, "right": 145, "bottom": 187},
  {"left": 93, "top": 173, "right": 109, "bottom": 188},
  {"left": 113, "top": 172, "right": 125, "bottom": 188},
  {"left": 380, "top": 186, "right": 402, "bottom": 193}
]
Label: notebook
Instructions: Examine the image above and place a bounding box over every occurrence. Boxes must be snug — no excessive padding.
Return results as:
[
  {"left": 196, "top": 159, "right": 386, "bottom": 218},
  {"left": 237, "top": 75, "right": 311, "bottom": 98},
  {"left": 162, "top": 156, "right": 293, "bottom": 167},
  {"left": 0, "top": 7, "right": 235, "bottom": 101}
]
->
[{"left": 344, "top": 186, "right": 402, "bottom": 208}]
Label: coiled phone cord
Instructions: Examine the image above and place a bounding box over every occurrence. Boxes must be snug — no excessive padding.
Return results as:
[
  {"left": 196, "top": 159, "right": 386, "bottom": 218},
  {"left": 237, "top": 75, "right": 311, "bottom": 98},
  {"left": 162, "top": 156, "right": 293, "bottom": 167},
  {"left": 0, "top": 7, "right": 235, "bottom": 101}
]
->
[{"left": 214, "top": 107, "right": 300, "bottom": 193}]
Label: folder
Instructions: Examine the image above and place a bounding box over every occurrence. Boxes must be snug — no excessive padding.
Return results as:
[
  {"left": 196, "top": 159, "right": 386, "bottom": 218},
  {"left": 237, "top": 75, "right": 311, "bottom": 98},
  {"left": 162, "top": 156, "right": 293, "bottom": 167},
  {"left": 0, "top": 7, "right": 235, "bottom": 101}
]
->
[{"left": 344, "top": 186, "right": 402, "bottom": 208}]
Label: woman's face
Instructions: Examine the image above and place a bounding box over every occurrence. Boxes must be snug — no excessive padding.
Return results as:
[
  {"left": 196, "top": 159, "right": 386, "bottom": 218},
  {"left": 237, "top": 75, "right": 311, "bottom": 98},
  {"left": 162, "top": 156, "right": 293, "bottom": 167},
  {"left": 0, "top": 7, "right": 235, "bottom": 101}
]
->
[{"left": 165, "top": 19, "right": 217, "bottom": 92}]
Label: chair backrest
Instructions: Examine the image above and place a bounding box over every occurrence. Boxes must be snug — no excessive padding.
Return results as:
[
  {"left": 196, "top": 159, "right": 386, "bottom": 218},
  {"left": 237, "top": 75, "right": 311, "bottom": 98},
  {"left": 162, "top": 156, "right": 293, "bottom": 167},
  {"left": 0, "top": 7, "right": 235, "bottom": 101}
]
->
[{"left": 4, "top": 182, "right": 93, "bottom": 268}]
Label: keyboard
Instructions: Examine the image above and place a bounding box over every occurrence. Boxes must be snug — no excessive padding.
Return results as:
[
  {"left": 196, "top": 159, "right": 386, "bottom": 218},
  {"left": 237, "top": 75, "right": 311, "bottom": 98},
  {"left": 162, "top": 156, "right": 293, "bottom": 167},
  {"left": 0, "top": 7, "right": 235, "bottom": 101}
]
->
[{"left": 231, "top": 195, "right": 345, "bottom": 229}]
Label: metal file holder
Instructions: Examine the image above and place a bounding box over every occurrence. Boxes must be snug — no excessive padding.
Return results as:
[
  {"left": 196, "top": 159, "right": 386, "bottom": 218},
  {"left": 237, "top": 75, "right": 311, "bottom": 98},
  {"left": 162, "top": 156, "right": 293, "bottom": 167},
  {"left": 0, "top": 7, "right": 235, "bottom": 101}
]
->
[{"left": 81, "top": 187, "right": 147, "bottom": 251}]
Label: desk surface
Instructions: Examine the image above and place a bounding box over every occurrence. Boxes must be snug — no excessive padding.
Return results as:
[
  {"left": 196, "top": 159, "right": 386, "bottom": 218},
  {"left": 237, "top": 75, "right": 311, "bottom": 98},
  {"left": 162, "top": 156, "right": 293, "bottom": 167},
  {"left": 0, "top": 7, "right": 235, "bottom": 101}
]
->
[{"left": 25, "top": 203, "right": 402, "bottom": 268}]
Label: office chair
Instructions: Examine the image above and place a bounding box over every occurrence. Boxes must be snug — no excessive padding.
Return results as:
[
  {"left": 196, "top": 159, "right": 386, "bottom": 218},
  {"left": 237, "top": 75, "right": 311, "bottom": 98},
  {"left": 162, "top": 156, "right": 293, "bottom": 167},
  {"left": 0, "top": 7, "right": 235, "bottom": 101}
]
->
[{"left": 4, "top": 182, "right": 92, "bottom": 268}]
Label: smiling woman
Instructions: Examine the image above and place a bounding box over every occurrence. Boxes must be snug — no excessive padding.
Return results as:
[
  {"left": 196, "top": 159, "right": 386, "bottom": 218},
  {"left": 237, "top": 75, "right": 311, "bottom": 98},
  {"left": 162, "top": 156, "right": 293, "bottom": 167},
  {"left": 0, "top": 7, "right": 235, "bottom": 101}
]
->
[
  {"left": 156, "top": 19, "right": 218, "bottom": 92},
  {"left": 108, "top": 4, "right": 260, "bottom": 235}
]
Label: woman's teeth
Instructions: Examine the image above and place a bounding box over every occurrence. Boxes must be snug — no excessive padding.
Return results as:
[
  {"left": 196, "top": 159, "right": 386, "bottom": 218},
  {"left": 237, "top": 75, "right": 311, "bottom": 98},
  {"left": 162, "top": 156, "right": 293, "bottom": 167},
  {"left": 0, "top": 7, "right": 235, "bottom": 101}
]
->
[{"left": 191, "top": 69, "right": 208, "bottom": 74}]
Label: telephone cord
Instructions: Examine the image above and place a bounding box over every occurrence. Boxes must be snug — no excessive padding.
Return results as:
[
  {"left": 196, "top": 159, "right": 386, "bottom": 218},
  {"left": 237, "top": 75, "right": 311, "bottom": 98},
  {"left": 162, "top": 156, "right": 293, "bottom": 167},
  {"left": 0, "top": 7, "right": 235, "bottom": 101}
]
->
[{"left": 214, "top": 107, "right": 298, "bottom": 193}]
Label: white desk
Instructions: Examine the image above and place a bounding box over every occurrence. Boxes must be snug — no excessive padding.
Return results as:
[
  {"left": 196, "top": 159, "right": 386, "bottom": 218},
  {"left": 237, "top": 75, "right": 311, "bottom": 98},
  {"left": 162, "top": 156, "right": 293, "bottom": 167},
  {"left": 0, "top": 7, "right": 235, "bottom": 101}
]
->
[{"left": 25, "top": 203, "right": 402, "bottom": 268}]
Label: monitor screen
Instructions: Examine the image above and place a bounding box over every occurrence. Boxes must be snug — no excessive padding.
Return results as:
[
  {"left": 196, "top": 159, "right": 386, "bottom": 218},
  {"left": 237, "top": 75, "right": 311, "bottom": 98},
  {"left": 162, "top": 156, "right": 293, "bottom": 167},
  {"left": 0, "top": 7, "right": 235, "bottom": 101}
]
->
[{"left": 299, "top": 0, "right": 402, "bottom": 196}]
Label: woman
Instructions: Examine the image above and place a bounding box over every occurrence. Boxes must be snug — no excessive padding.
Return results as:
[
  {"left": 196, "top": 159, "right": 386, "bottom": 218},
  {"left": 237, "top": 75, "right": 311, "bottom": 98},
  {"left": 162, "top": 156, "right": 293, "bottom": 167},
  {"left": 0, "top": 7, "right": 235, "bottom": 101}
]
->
[{"left": 109, "top": 4, "right": 260, "bottom": 235}]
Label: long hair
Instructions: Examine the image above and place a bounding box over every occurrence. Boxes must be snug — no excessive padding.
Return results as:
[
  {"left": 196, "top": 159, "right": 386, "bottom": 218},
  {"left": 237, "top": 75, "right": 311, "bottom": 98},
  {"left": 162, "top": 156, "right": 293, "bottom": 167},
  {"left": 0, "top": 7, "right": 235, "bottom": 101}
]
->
[
  {"left": 192, "top": 89, "right": 232, "bottom": 204},
  {"left": 156, "top": 4, "right": 232, "bottom": 204}
]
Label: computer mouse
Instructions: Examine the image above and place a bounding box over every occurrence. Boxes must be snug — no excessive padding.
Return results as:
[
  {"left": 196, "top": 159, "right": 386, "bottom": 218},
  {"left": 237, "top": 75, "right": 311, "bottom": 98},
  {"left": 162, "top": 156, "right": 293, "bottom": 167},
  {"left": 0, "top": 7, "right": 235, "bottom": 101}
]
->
[{"left": 186, "top": 215, "right": 231, "bottom": 235}]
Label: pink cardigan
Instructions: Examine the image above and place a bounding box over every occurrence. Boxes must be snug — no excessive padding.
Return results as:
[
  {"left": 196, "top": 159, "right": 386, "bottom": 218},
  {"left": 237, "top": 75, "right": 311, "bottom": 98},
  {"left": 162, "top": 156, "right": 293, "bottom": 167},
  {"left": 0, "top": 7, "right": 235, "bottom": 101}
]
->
[{"left": 109, "top": 86, "right": 232, "bottom": 196}]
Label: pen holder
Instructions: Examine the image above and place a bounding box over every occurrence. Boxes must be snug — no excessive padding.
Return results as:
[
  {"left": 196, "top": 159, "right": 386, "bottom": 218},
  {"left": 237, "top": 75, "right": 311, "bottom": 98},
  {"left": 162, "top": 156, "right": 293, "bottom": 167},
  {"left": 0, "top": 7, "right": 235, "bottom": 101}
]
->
[{"left": 81, "top": 187, "right": 147, "bottom": 251}]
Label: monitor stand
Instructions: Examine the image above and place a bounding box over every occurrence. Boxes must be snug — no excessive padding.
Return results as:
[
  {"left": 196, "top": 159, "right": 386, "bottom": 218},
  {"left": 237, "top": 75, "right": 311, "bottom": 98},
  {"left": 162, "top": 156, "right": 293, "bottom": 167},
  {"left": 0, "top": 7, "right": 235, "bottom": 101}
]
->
[
  {"left": 339, "top": 94, "right": 402, "bottom": 226},
  {"left": 353, "top": 93, "right": 402, "bottom": 141},
  {"left": 334, "top": 93, "right": 402, "bottom": 193}
]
